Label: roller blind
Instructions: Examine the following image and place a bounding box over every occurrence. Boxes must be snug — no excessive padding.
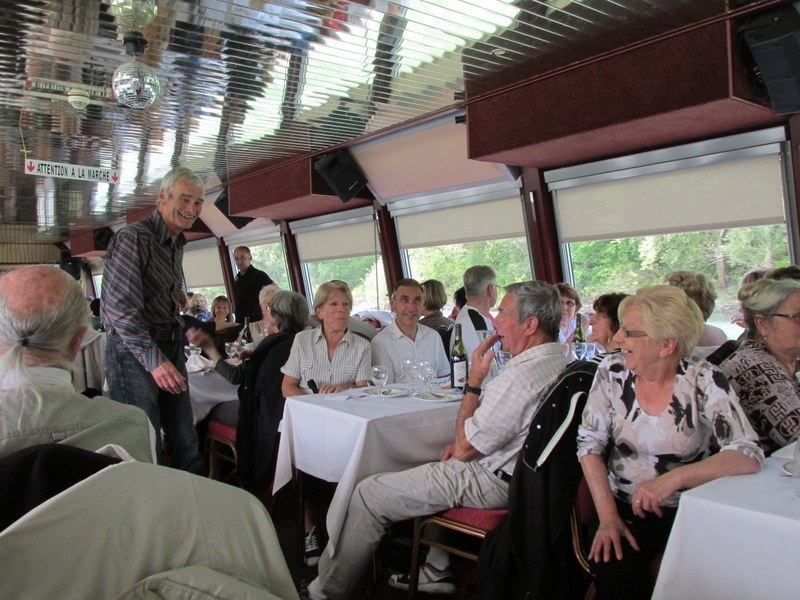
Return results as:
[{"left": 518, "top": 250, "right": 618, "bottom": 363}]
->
[
  {"left": 183, "top": 245, "right": 224, "bottom": 287},
  {"left": 396, "top": 196, "right": 524, "bottom": 248},
  {"left": 554, "top": 153, "right": 786, "bottom": 243},
  {"left": 295, "top": 220, "right": 377, "bottom": 262}
]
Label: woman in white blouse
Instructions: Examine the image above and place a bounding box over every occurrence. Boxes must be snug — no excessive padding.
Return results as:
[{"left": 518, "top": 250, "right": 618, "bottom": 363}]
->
[
  {"left": 577, "top": 285, "right": 762, "bottom": 600},
  {"left": 282, "top": 280, "right": 371, "bottom": 396},
  {"left": 281, "top": 280, "right": 371, "bottom": 567}
]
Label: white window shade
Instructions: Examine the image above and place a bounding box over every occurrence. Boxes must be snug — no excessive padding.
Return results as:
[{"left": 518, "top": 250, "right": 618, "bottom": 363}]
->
[
  {"left": 183, "top": 245, "right": 224, "bottom": 287},
  {"left": 296, "top": 221, "right": 377, "bottom": 262},
  {"left": 396, "top": 196, "right": 524, "bottom": 249},
  {"left": 556, "top": 154, "right": 786, "bottom": 243}
]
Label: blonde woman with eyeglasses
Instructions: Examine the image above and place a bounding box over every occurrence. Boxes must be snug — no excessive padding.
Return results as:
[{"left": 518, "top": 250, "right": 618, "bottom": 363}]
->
[
  {"left": 721, "top": 278, "right": 800, "bottom": 453},
  {"left": 577, "top": 285, "right": 762, "bottom": 600}
]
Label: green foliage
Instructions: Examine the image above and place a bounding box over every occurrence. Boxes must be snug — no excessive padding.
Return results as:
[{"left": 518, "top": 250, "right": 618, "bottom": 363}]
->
[
  {"left": 249, "top": 242, "right": 291, "bottom": 289},
  {"left": 407, "top": 237, "right": 532, "bottom": 295}
]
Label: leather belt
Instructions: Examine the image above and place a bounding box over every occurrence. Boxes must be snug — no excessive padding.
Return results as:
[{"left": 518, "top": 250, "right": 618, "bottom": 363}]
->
[
  {"left": 493, "top": 469, "right": 512, "bottom": 484},
  {"left": 150, "top": 328, "right": 182, "bottom": 341}
]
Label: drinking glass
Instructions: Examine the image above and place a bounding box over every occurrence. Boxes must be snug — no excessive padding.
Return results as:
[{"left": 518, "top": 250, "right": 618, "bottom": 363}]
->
[
  {"left": 417, "top": 360, "right": 435, "bottom": 394},
  {"left": 224, "top": 342, "right": 236, "bottom": 362},
  {"left": 371, "top": 365, "right": 388, "bottom": 396},
  {"left": 403, "top": 358, "right": 419, "bottom": 389},
  {"left": 583, "top": 342, "right": 597, "bottom": 361},
  {"left": 572, "top": 342, "right": 586, "bottom": 362}
]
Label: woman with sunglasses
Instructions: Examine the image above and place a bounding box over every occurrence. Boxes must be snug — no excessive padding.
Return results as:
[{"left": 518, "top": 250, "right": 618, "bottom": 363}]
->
[
  {"left": 577, "top": 285, "right": 762, "bottom": 600},
  {"left": 721, "top": 278, "right": 800, "bottom": 454}
]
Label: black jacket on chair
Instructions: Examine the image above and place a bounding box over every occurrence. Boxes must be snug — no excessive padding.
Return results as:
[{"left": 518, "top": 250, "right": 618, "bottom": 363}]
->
[
  {"left": 477, "top": 359, "right": 598, "bottom": 600},
  {"left": 235, "top": 330, "right": 295, "bottom": 493}
]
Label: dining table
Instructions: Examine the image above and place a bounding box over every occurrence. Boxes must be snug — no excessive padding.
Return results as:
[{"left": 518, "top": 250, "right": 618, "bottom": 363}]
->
[
  {"left": 652, "top": 445, "right": 800, "bottom": 600},
  {"left": 273, "top": 384, "right": 461, "bottom": 554}
]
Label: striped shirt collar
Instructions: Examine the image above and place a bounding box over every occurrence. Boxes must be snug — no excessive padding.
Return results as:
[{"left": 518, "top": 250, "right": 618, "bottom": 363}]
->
[{"left": 147, "top": 209, "right": 187, "bottom": 249}]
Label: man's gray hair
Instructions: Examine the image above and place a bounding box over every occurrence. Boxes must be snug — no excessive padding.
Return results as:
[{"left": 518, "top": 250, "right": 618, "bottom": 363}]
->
[
  {"left": 0, "top": 266, "right": 88, "bottom": 407},
  {"left": 463, "top": 265, "right": 496, "bottom": 298},
  {"left": 505, "top": 281, "right": 561, "bottom": 341},
  {"left": 159, "top": 166, "right": 205, "bottom": 200}
]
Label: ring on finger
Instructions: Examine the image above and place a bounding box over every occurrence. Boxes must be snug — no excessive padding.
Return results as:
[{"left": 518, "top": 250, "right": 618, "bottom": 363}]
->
[{"left": 634, "top": 499, "right": 642, "bottom": 503}]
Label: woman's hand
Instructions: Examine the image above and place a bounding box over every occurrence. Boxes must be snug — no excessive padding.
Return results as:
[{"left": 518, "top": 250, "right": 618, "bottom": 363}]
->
[
  {"left": 589, "top": 513, "right": 640, "bottom": 563},
  {"left": 631, "top": 473, "right": 680, "bottom": 518},
  {"left": 319, "top": 383, "right": 350, "bottom": 394}
]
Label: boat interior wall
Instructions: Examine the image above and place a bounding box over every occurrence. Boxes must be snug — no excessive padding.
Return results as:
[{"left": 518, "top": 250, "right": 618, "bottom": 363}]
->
[{"left": 468, "top": 21, "right": 783, "bottom": 168}]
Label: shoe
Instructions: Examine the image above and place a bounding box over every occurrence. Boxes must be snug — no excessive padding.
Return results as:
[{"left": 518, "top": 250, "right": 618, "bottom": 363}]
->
[
  {"left": 304, "top": 529, "right": 321, "bottom": 567},
  {"left": 387, "top": 562, "right": 457, "bottom": 594}
]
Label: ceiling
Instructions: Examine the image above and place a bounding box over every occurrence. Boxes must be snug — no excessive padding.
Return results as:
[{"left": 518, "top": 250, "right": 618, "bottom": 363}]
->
[{"left": 0, "top": 0, "right": 778, "bottom": 248}]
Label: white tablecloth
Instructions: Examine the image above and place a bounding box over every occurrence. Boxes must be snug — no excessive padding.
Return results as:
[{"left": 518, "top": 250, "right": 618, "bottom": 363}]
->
[
  {"left": 273, "top": 386, "right": 460, "bottom": 551},
  {"left": 188, "top": 370, "right": 239, "bottom": 424},
  {"left": 653, "top": 455, "right": 800, "bottom": 600}
]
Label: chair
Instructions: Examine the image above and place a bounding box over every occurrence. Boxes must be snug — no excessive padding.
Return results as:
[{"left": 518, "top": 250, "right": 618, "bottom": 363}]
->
[
  {"left": 206, "top": 419, "right": 238, "bottom": 480},
  {"left": 407, "top": 506, "right": 508, "bottom": 599},
  {"left": 570, "top": 477, "right": 597, "bottom": 600}
]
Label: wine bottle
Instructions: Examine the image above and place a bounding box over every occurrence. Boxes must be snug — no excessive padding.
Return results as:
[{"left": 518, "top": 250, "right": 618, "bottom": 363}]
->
[
  {"left": 242, "top": 317, "right": 252, "bottom": 345},
  {"left": 574, "top": 314, "right": 585, "bottom": 343},
  {"left": 450, "top": 323, "right": 468, "bottom": 391}
]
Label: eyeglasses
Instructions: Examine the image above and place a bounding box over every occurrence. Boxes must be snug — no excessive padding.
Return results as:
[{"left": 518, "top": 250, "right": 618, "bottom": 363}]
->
[
  {"left": 772, "top": 312, "right": 800, "bottom": 324},
  {"left": 619, "top": 326, "right": 648, "bottom": 338}
]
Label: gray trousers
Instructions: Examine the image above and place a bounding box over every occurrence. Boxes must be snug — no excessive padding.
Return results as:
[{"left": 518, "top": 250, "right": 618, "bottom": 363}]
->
[{"left": 311, "top": 459, "right": 508, "bottom": 600}]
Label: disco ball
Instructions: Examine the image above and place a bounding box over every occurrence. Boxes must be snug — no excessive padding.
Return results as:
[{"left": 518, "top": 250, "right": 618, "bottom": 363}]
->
[
  {"left": 109, "top": 0, "right": 158, "bottom": 30},
  {"left": 112, "top": 61, "right": 161, "bottom": 109}
]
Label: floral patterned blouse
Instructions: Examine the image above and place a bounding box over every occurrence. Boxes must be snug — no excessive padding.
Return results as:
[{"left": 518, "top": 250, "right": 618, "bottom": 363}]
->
[
  {"left": 721, "top": 339, "right": 800, "bottom": 454},
  {"left": 577, "top": 353, "right": 763, "bottom": 507}
]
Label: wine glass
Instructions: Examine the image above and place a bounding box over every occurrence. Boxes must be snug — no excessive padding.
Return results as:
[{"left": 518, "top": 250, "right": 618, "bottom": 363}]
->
[
  {"left": 583, "top": 342, "right": 597, "bottom": 361},
  {"left": 371, "top": 365, "right": 388, "bottom": 396},
  {"left": 403, "top": 358, "right": 419, "bottom": 390},
  {"left": 417, "top": 360, "right": 435, "bottom": 394},
  {"left": 224, "top": 342, "right": 236, "bottom": 362},
  {"left": 495, "top": 350, "right": 512, "bottom": 374},
  {"left": 572, "top": 341, "right": 586, "bottom": 362}
]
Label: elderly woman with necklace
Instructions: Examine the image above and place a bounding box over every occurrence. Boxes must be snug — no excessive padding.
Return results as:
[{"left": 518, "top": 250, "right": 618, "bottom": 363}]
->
[{"left": 721, "top": 278, "right": 800, "bottom": 454}]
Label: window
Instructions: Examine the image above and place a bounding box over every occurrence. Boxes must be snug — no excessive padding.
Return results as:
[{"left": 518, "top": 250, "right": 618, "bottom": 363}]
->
[
  {"left": 548, "top": 127, "right": 793, "bottom": 340},
  {"left": 292, "top": 208, "right": 387, "bottom": 312},
  {"left": 246, "top": 240, "right": 290, "bottom": 289}
]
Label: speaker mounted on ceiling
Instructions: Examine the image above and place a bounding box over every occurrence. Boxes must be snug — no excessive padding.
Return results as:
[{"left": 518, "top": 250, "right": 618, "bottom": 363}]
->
[
  {"left": 739, "top": 2, "right": 800, "bottom": 115},
  {"left": 93, "top": 227, "right": 114, "bottom": 251},
  {"left": 214, "top": 188, "right": 255, "bottom": 229},
  {"left": 59, "top": 249, "right": 82, "bottom": 281},
  {"left": 313, "top": 149, "right": 368, "bottom": 204}
]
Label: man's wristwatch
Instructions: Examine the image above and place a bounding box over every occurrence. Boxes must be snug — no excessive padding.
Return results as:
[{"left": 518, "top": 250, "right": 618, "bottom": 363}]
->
[{"left": 463, "top": 384, "right": 482, "bottom": 396}]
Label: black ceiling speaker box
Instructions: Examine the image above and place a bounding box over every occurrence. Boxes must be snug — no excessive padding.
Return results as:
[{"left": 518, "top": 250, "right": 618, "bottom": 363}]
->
[
  {"left": 93, "top": 227, "right": 114, "bottom": 251},
  {"left": 59, "top": 257, "right": 82, "bottom": 280},
  {"left": 214, "top": 188, "right": 255, "bottom": 229},
  {"left": 740, "top": 3, "right": 800, "bottom": 115},
  {"left": 314, "top": 149, "right": 368, "bottom": 203}
]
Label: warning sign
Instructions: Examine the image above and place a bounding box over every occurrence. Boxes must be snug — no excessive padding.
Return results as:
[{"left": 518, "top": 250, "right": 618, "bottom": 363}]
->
[{"left": 24, "top": 160, "right": 119, "bottom": 184}]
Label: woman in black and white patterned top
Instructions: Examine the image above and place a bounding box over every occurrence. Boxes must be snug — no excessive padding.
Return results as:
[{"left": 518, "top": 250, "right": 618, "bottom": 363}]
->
[
  {"left": 577, "top": 285, "right": 763, "bottom": 600},
  {"left": 721, "top": 277, "right": 800, "bottom": 454}
]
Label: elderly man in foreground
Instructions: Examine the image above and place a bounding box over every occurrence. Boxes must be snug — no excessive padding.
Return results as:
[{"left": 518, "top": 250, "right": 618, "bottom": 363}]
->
[
  {"left": 0, "top": 266, "right": 155, "bottom": 462},
  {"left": 303, "top": 281, "right": 567, "bottom": 600}
]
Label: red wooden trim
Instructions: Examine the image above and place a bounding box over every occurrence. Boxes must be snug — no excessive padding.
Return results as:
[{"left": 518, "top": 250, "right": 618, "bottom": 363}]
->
[
  {"left": 521, "top": 167, "right": 563, "bottom": 284},
  {"left": 374, "top": 203, "right": 403, "bottom": 291},
  {"left": 280, "top": 220, "right": 306, "bottom": 297}
]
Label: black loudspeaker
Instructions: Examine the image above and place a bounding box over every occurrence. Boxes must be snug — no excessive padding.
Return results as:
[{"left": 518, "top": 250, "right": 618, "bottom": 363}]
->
[
  {"left": 740, "top": 3, "right": 800, "bottom": 115},
  {"left": 313, "top": 149, "right": 367, "bottom": 203},
  {"left": 93, "top": 227, "right": 114, "bottom": 251},
  {"left": 59, "top": 257, "right": 82, "bottom": 280},
  {"left": 214, "top": 188, "right": 255, "bottom": 229}
]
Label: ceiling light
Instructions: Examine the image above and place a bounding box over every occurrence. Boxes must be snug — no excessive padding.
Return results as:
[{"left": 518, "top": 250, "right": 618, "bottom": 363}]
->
[
  {"left": 109, "top": 0, "right": 158, "bottom": 31},
  {"left": 112, "top": 31, "right": 161, "bottom": 109},
  {"left": 67, "top": 88, "right": 90, "bottom": 110}
]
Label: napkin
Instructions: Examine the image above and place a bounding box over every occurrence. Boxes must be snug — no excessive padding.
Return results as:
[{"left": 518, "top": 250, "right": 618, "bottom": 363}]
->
[{"left": 186, "top": 353, "right": 214, "bottom": 373}]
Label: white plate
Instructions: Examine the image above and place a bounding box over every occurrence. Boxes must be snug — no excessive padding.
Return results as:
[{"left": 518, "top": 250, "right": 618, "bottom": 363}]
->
[
  {"left": 782, "top": 461, "right": 796, "bottom": 476},
  {"left": 414, "top": 391, "right": 462, "bottom": 402},
  {"left": 363, "top": 387, "right": 406, "bottom": 397}
]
